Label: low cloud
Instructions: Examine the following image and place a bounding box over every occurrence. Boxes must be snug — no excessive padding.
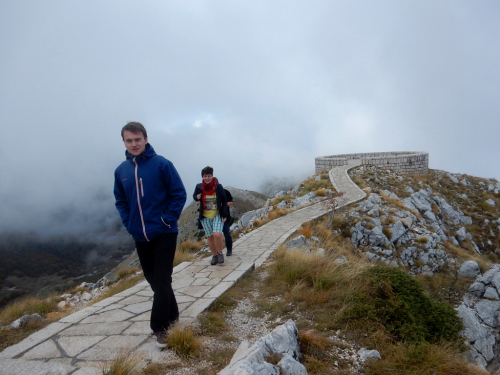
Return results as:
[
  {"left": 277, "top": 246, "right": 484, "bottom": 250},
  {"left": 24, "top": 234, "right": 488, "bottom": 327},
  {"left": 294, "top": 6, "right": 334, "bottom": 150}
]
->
[{"left": 0, "top": 1, "right": 499, "bottom": 237}]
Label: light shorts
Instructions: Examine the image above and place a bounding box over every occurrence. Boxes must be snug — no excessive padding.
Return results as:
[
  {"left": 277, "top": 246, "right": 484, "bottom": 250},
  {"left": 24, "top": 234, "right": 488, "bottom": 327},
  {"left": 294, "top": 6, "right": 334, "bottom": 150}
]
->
[{"left": 201, "top": 214, "right": 223, "bottom": 237}]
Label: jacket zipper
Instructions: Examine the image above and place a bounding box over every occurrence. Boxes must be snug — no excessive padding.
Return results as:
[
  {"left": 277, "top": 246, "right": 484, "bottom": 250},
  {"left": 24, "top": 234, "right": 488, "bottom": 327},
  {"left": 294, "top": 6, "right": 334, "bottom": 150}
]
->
[
  {"left": 133, "top": 158, "right": 149, "bottom": 241},
  {"left": 140, "top": 178, "right": 144, "bottom": 197}
]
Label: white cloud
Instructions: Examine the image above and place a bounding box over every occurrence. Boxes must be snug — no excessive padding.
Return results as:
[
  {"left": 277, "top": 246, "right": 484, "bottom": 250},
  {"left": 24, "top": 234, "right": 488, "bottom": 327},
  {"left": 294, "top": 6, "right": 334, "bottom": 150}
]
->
[
  {"left": 0, "top": 0, "right": 499, "bottom": 235},
  {"left": 191, "top": 113, "right": 217, "bottom": 128}
]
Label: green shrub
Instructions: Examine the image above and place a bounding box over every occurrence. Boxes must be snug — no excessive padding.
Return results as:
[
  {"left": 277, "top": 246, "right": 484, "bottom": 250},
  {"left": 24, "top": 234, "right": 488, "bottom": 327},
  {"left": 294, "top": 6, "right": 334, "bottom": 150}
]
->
[{"left": 343, "top": 266, "right": 463, "bottom": 344}]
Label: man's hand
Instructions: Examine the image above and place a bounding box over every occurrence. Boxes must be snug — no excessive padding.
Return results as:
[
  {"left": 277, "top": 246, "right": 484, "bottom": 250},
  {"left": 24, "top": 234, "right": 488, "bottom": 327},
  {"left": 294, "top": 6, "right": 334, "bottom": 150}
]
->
[
  {"left": 197, "top": 193, "right": 201, "bottom": 200},
  {"left": 227, "top": 202, "right": 233, "bottom": 207},
  {"left": 222, "top": 217, "right": 226, "bottom": 222}
]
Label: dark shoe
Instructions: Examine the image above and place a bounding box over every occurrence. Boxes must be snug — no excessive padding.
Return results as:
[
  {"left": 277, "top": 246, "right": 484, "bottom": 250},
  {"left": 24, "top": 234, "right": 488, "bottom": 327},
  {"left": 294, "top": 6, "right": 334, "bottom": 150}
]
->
[
  {"left": 210, "top": 255, "right": 218, "bottom": 265},
  {"left": 218, "top": 252, "right": 224, "bottom": 265},
  {"left": 226, "top": 249, "right": 232, "bottom": 256},
  {"left": 154, "top": 331, "right": 168, "bottom": 348}
]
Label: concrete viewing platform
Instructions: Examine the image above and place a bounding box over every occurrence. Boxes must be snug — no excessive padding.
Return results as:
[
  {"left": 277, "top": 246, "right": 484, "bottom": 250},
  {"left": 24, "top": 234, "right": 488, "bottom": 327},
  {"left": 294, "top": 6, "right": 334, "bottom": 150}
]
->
[{"left": 0, "top": 162, "right": 366, "bottom": 375}]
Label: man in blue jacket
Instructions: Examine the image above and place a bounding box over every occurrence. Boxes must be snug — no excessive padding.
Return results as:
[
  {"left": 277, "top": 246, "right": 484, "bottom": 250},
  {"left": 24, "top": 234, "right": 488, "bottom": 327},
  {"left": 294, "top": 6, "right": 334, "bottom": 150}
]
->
[{"left": 114, "top": 122, "right": 186, "bottom": 348}]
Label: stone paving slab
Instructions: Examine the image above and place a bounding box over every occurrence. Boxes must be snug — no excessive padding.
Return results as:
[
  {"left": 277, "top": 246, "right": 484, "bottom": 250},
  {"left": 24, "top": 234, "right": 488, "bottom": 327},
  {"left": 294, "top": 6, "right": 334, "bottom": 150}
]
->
[{"left": 0, "top": 163, "right": 367, "bottom": 374}]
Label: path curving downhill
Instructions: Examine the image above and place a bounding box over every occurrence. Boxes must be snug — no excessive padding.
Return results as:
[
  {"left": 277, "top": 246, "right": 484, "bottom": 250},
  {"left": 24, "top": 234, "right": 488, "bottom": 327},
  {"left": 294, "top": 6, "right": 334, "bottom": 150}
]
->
[{"left": 0, "top": 162, "right": 367, "bottom": 375}]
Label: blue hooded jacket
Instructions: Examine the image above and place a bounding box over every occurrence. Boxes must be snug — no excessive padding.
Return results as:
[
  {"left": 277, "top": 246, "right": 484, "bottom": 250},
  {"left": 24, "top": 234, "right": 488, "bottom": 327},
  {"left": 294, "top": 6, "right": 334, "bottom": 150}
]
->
[{"left": 114, "top": 143, "right": 187, "bottom": 242}]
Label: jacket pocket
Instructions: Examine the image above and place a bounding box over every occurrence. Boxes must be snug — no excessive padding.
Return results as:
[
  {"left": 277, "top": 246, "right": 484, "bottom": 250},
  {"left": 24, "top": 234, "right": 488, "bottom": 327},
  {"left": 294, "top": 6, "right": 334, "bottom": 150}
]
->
[{"left": 160, "top": 214, "right": 177, "bottom": 233}]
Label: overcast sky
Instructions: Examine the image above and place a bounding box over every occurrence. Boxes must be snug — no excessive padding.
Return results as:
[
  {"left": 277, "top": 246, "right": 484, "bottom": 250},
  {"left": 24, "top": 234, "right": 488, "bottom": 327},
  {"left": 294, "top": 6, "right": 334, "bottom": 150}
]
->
[{"left": 1, "top": 0, "right": 499, "bottom": 236}]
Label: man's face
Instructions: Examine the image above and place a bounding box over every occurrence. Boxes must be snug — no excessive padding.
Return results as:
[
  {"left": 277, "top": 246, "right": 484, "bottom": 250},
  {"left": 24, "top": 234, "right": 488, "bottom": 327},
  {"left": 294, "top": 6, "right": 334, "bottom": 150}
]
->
[
  {"left": 123, "top": 130, "right": 148, "bottom": 157},
  {"left": 203, "top": 174, "right": 213, "bottom": 184}
]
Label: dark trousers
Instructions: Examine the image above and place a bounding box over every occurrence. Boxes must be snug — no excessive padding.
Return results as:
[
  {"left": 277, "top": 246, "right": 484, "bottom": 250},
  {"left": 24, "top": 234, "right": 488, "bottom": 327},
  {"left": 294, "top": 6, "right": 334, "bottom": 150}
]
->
[
  {"left": 136, "top": 233, "right": 178, "bottom": 333},
  {"left": 223, "top": 220, "right": 232, "bottom": 251}
]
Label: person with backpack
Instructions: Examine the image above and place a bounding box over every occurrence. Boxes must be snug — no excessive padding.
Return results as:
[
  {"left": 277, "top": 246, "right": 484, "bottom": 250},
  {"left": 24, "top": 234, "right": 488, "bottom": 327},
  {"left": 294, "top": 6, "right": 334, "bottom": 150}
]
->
[
  {"left": 223, "top": 188, "right": 234, "bottom": 256},
  {"left": 193, "top": 166, "right": 229, "bottom": 265}
]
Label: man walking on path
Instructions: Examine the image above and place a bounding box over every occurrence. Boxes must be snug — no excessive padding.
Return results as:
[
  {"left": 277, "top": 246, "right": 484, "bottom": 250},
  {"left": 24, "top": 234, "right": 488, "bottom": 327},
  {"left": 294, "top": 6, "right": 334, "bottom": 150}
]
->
[
  {"left": 223, "top": 188, "right": 234, "bottom": 256},
  {"left": 114, "top": 122, "right": 187, "bottom": 348}
]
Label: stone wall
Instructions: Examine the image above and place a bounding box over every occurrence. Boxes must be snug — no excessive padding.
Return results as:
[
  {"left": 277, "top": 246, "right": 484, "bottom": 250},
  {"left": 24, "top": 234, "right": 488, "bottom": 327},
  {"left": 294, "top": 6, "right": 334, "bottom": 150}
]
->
[{"left": 315, "top": 151, "right": 429, "bottom": 175}]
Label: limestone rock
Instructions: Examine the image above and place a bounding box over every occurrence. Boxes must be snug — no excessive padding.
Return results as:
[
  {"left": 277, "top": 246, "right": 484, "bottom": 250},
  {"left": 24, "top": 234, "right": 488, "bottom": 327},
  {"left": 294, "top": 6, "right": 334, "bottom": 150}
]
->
[
  {"left": 291, "top": 184, "right": 302, "bottom": 194},
  {"left": 277, "top": 354, "right": 307, "bottom": 375},
  {"left": 459, "top": 261, "right": 480, "bottom": 277},
  {"left": 358, "top": 348, "right": 381, "bottom": 361},
  {"left": 477, "top": 266, "right": 500, "bottom": 284},
  {"left": 468, "top": 282, "right": 485, "bottom": 298},
  {"left": 10, "top": 313, "right": 44, "bottom": 329},
  {"left": 292, "top": 192, "right": 316, "bottom": 208},
  {"left": 220, "top": 320, "right": 302, "bottom": 375},
  {"left": 447, "top": 173, "right": 459, "bottom": 183},
  {"left": 239, "top": 210, "right": 258, "bottom": 228},
  {"left": 334, "top": 255, "right": 348, "bottom": 265},
  {"left": 456, "top": 227, "right": 467, "bottom": 242},
  {"left": 277, "top": 200, "right": 287, "bottom": 209},
  {"left": 484, "top": 287, "right": 499, "bottom": 300},
  {"left": 475, "top": 300, "right": 500, "bottom": 328},
  {"left": 389, "top": 221, "right": 407, "bottom": 243},
  {"left": 423, "top": 211, "right": 437, "bottom": 222},
  {"left": 486, "top": 199, "right": 496, "bottom": 207},
  {"left": 285, "top": 235, "right": 312, "bottom": 250}
]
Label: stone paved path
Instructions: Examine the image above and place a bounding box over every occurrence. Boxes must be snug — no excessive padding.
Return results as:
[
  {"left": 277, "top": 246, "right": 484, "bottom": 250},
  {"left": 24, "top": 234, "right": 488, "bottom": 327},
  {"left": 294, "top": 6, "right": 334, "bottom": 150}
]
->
[{"left": 0, "top": 162, "right": 366, "bottom": 375}]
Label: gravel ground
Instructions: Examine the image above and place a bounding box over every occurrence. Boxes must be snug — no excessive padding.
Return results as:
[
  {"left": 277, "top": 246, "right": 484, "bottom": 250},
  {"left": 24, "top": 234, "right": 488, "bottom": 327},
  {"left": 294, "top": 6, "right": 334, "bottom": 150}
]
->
[{"left": 147, "top": 270, "right": 365, "bottom": 375}]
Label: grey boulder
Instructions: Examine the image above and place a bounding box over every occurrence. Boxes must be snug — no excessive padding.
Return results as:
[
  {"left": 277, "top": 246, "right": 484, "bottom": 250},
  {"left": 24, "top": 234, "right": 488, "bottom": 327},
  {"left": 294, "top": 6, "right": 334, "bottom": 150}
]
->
[
  {"left": 358, "top": 348, "right": 381, "bottom": 361},
  {"left": 458, "top": 261, "right": 480, "bottom": 277},
  {"left": 285, "top": 235, "right": 312, "bottom": 250},
  {"left": 277, "top": 354, "right": 307, "bottom": 375},
  {"left": 220, "top": 320, "right": 302, "bottom": 375},
  {"left": 10, "top": 313, "right": 44, "bottom": 329}
]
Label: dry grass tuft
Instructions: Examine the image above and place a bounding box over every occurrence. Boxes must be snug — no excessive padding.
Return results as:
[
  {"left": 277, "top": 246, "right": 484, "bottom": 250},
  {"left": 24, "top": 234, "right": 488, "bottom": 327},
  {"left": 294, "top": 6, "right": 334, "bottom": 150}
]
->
[
  {"left": 174, "top": 247, "right": 197, "bottom": 267},
  {"left": 198, "top": 311, "right": 228, "bottom": 334},
  {"left": 253, "top": 218, "right": 271, "bottom": 228},
  {"left": 299, "top": 179, "right": 332, "bottom": 196},
  {"left": 68, "top": 286, "right": 89, "bottom": 294},
  {"left": 300, "top": 227, "right": 313, "bottom": 238},
  {"left": 208, "top": 347, "right": 237, "bottom": 370},
  {"left": 315, "top": 188, "right": 327, "bottom": 197},
  {"left": 117, "top": 267, "right": 141, "bottom": 281},
  {"left": 299, "top": 330, "right": 331, "bottom": 352},
  {"left": 268, "top": 208, "right": 289, "bottom": 220},
  {"left": 0, "top": 319, "right": 49, "bottom": 352},
  {"left": 366, "top": 341, "right": 480, "bottom": 375},
  {"left": 178, "top": 240, "right": 204, "bottom": 253},
  {"left": 100, "top": 348, "right": 141, "bottom": 375},
  {"left": 0, "top": 295, "right": 60, "bottom": 326},
  {"left": 167, "top": 326, "right": 202, "bottom": 358}
]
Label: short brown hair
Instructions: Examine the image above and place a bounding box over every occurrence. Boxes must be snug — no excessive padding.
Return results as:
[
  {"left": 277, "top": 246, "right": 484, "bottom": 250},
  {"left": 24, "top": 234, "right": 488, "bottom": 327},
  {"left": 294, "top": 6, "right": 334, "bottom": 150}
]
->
[
  {"left": 201, "top": 166, "right": 213, "bottom": 176},
  {"left": 121, "top": 122, "right": 147, "bottom": 140}
]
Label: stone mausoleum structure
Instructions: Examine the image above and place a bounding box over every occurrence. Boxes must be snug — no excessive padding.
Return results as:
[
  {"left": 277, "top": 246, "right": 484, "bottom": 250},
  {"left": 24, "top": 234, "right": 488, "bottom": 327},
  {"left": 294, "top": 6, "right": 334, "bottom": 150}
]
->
[{"left": 315, "top": 151, "right": 429, "bottom": 175}]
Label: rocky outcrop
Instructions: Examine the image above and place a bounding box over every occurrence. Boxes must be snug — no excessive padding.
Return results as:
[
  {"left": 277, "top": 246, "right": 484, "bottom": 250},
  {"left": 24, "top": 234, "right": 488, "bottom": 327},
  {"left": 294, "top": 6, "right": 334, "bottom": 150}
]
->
[
  {"left": 457, "top": 263, "right": 500, "bottom": 371},
  {"left": 348, "top": 179, "right": 477, "bottom": 275},
  {"left": 219, "top": 320, "right": 305, "bottom": 375}
]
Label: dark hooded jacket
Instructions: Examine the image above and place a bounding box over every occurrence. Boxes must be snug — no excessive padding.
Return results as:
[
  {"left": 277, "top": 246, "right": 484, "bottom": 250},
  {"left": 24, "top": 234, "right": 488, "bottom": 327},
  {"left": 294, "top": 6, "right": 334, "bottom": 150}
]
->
[
  {"left": 114, "top": 143, "right": 187, "bottom": 242},
  {"left": 193, "top": 182, "right": 229, "bottom": 221}
]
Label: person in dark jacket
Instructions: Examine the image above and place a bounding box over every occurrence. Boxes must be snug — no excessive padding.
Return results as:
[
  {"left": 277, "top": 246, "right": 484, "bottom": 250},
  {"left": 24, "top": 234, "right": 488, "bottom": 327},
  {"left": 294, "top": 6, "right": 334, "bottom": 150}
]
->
[
  {"left": 223, "top": 188, "right": 234, "bottom": 256},
  {"left": 193, "top": 166, "right": 228, "bottom": 265},
  {"left": 114, "top": 122, "right": 186, "bottom": 348}
]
